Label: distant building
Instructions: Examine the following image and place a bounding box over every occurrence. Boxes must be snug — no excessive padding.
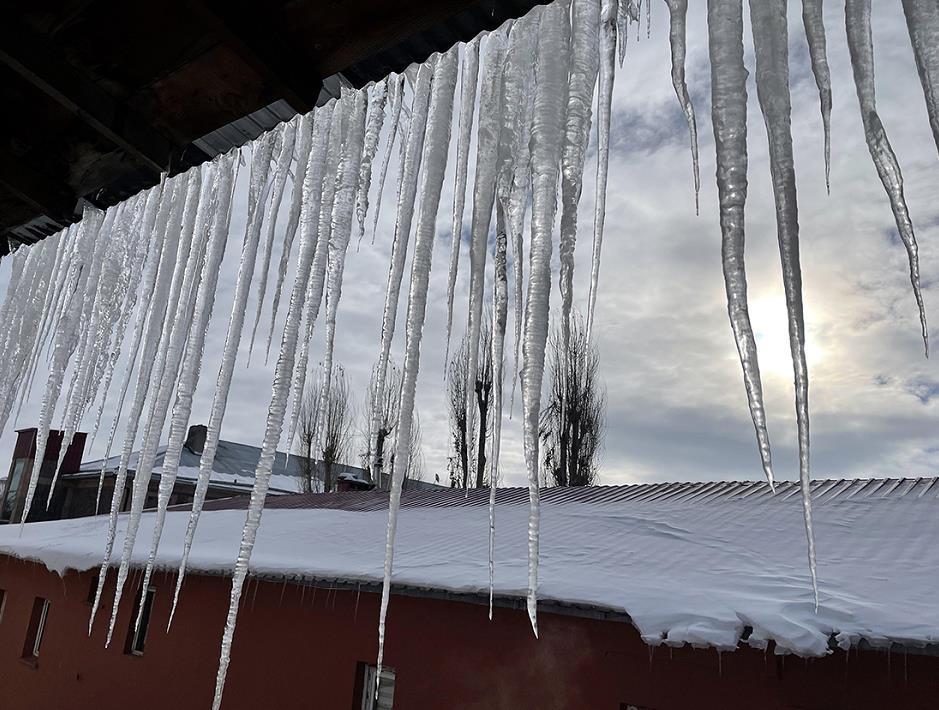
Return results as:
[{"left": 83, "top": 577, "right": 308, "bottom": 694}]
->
[
  {"left": 0, "top": 424, "right": 394, "bottom": 525},
  {"left": 0, "top": 479, "right": 936, "bottom": 708}
]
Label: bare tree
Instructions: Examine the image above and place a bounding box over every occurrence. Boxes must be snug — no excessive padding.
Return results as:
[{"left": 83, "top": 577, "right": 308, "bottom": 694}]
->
[
  {"left": 447, "top": 339, "right": 470, "bottom": 488},
  {"left": 540, "top": 317, "right": 605, "bottom": 487},
  {"left": 297, "top": 385, "right": 322, "bottom": 494},
  {"left": 396, "top": 410, "right": 425, "bottom": 490},
  {"left": 362, "top": 360, "right": 401, "bottom": 488},
  {"left": 320, "top": 367, "right": 354, "bottom": 492},
  {"left": 296, "top": 366, "right": 354, "bottom": 493},
  {"left": 447, "top": 320, "right": 493, "bottom": 488}
]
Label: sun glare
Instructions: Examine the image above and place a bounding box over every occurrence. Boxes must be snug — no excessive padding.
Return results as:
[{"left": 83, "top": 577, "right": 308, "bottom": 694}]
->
[{"left": 750, "top": 295, "right": 824, "bottom": 380}]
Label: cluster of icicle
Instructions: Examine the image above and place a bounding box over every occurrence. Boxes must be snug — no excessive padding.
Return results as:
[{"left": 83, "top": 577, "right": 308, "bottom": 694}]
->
[{"left": 1, "top": 0, "right": 938, "bottom": 706}]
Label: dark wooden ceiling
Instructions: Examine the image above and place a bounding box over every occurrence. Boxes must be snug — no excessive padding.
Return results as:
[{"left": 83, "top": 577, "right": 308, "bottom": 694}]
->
[{"left": 0, "top": 0, "right": 543, "bottom": 255}]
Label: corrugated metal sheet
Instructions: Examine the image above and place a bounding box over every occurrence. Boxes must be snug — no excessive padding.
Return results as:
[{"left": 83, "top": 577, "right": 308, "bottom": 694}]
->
[{"left": 202, "top": 476, "right": 939, "bottom": 513}]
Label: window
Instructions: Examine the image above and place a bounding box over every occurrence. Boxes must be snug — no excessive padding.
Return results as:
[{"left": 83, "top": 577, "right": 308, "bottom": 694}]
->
[
  {"left": 22, "top": 598, "right": 50, "bottom": 661},
  {"left": 1, "top": 460, "right": 27, "bottom": 521},
  {"left": 125, "top": 587, "right": 155, "bottom": 656},
  {"left": 357, "top": 663, "right": 395, "bottom": 710}
]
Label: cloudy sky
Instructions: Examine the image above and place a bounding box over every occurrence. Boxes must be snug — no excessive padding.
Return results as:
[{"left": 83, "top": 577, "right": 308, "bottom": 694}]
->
[{"left": 2, "top": 1, "right": 938, "bottom": 489}]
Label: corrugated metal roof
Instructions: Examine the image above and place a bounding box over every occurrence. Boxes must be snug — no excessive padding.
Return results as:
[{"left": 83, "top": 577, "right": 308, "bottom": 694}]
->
[{"left": 202, "top": 476, "right": 939, "bottom": 512}]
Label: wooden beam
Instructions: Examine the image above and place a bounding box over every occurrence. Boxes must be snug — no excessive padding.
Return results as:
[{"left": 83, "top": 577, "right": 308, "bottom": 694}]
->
[
  {"left": 192, "top": 0, "right": 323, "bottom": 114},
  {"left": 0, "top": 20, "right": 175, "bottom": 175}
]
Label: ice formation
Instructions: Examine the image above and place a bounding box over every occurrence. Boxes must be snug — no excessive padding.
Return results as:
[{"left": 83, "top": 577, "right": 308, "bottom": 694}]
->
[{"left": 0, "top": 0, "right": 935, "bottom": 705}]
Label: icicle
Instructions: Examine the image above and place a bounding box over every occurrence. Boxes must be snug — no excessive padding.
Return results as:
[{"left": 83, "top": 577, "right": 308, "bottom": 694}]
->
[
  {"left": 248, "top": 120, "right": 298, "bottom": 363},
  {"left": 266, "top": 113, "right": 314, "bottom": 363},
  {"left": 617, "top": 0, "right": 629, "bottom": 66},
  {"left": 664, "top": 0, "right": 700, "bottom": 213},
  {"left": 356, "top": 79, "right": 389, "bottom": 247},
  {"left": 106, "top": 165, "right": 213, "bottom": 647},
  {"left": 708, "top": 0, "right": 775, "bottom": 489},
  {"left": 166, "top": 129, "right": 294, "bottom": 628},
  {"left": 376, "top": 46, "right": 458, "bottom": 685},
  {"left": 283, "top": 103, "right": 341, "bottom": 461},
  {"left": 444, "top": 37, "right": 481, "bottom": 366},
  {"left": 87, "top": 172, "right": 194, "bottom": 635},
  {"left": 489, "top": 204, "right": 508, "bottom": 619},
  {"left": 749, "top": 0, "right": 816, "bottom": 605},
  {"left": 87, "top": 185, "right": 165, "bottom": 450},
  {"left": 368, "top": 61, "right": 436, "bottom": 479},
  {"left": 212, "top": 89, "right": 367, "bottom": 710},
  {"left": 19, "top": 207, "right": 104, "bottom": 529},
  {"left": 92, "top": 181, "right": 172, "bottom": 514},
  {"left": 465, "top": 25, "right": 511, "bottom": 487},
  {"left": 901, "top": 0, "right": 939, "bottom": 159},
  {"left": 521, "top": 0, "right": 571, "bottom": 638},
  {"left": 846, "top": 0, "right": 928, "bottom": 356},
  {"left": 316, "top": 89, "right": 369, "bottom": 466},
  {"left": 132, "top": 156, "right": 235, "bottom": 635},
  {"left": 560, "top": 0, "right": 601, "bottom": 352},
  {"left": 371, "top": 74, "right": 406, "bottom": 244},
  {"left": 801, "top": 0, "right": 832, "bottom": 192},
  {"left": 506, "top": 10, "right": 543, "bottom": 416},
  {"left": 585, "top": 0, "right": 617, "bottom": 339}
]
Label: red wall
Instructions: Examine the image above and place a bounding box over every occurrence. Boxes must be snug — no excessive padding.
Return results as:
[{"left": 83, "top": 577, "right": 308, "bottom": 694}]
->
[{"left": 0, "top": 556, "right": 935, "bottom": 709}]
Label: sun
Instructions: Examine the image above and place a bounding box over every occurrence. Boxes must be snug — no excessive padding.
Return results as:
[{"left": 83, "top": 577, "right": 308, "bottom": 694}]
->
[{"left": 749, "top": 295, "right": 824, "bottom": 380}]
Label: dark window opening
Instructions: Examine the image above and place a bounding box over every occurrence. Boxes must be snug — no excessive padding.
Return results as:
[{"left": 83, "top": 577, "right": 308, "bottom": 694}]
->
[
  {"left": 22, "top": 597, "right": 50, "bottom": 661},
  {"left": 125, "top": 587, "right": 155, "bottom": 656},
  {"left": 355, "top": 662, "right": 395, "bottom": 710}
]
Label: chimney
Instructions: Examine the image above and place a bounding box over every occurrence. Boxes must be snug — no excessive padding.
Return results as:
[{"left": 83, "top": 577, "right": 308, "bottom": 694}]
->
[{"left": 184, "top": 424, "right": 207, "bottom": 454}]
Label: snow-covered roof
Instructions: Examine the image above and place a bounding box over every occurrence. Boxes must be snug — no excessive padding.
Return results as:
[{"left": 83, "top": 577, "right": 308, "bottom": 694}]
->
[
  {"left": 0, "top": 477, "right": 937, "bottom": 658},
  {"left": 74, "top": 438, "right": 366, "bottom": 494}
]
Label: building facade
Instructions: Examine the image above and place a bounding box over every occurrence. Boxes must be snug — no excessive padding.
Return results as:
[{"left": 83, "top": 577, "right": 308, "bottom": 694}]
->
[{"left": 0, "top": 557, "right": 935, "bottom": 709}]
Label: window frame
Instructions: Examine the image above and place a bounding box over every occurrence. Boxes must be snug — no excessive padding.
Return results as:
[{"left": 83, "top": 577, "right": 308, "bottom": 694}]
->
[{"left": 22, "top": 597, "right": 50, "bottom": 662}]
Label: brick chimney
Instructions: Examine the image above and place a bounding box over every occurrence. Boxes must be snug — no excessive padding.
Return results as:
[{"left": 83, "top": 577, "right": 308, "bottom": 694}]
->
[{"left": 184, "top": 424, "right": 207, "bottom": 455}]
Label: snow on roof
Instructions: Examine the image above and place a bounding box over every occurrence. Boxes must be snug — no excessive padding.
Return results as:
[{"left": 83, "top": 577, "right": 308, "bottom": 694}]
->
[
  {"left": 0, "top": 478, "right": 937, "bottom": 658},
  {"left": 74, "top": 439, "right": 366, "bottom": 494}
]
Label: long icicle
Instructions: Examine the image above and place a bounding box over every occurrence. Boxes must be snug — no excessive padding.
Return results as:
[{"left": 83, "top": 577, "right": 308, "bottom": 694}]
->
[
  {"left": 169, "top": 111, "right": 329, "bottom": 628},
  {"left": 665, "top": 0, "right": 701, "bottom": 213},
  {"left": 801, "top": 0, "right": 833, "bottom": 193},
  {"left": 708, "top": 0, "right": 775, "bottom": 489},
  {"left": 489, "top": 203, "right": 508, "bottom": 619},
  {"left": 507, "top": 10, "right": 542, "bottom": 417},
  {"left": 106, "top": 166, "right": 212, "bottom": 647},
  {"left": 91, "top": 183, "right": 171, "bottom": 514},
  {"left": 376, "top": 45, "right": 458, "bottom": 684},
  {"left": 283, "top": 104, "right": 342, "bottom": 460},
  {"left": 585, "top": 0, "right": 618, "bottom": 339},
  {"left": 901, "top": 0, "right": 939, "bottom": 159},
  {"left": 132, "top": 155, "right": 235, "bottom": 634},
  {"left": 370, "top": 74, "right": 406, "bottom": 245},
  {"left": 846, "top": 0, "right": 927, "bottom": 356},
  {"left": 248, "top": 120, "right": 297, "bottom": 363},
  {"left": 560, "top": 0, "right": 600, "bottom": 352},
  {"left": 266, "top": 113, "right": 314, "bottom": 363},
  {"left": 87, "top": 172, "right": 192, "bottom": 635},
  {"left": 749, "top": 0, "right": 817, "bottom": 605},
  {"left": 465, "top": 26, "right": 510, "bottom": 488},
  {"left": 356, "top": 79, "right": 390, "bottom": 248},
  {"left": 212, "top": 89, "right": 366, "bottom": 710},
  {"left": 368, "top": 61, "right": 436, "bottom": 480},
  {"left": 443, "top": 37, "right": 481, "bottom": 367},
  {"left": 315, "top": 89, "right": 368, "bottom": 477},
  {"left": 19, "top": 207, "right": 104, "bottom": 529},
  {"left": 521, "top": 0, "right": 571, "bottom": 637}
]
